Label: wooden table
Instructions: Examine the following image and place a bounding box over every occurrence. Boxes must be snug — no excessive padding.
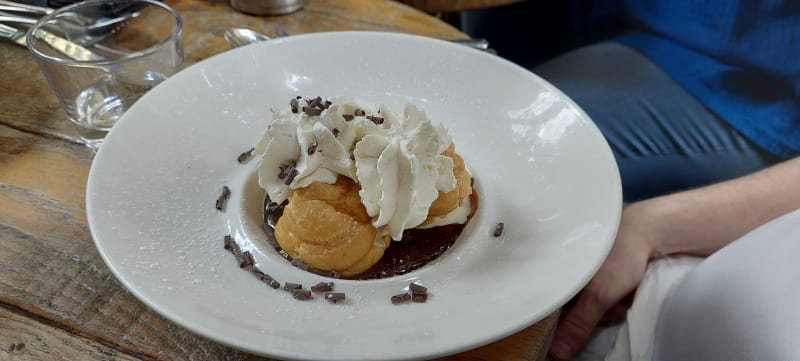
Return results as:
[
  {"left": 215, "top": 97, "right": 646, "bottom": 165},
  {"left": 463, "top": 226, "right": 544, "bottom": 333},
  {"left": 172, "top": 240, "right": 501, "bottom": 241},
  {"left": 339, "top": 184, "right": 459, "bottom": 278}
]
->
[{"left": 0, "top": 0, "right": 558, "bottom": 360}]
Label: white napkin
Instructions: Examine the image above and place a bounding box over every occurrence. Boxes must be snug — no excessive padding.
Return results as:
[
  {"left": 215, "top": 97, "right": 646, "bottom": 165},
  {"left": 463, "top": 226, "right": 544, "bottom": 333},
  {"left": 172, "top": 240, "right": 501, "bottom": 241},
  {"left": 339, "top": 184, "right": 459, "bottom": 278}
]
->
[{"left": 605, "top": 256, "right": 703, "bottom": 361}]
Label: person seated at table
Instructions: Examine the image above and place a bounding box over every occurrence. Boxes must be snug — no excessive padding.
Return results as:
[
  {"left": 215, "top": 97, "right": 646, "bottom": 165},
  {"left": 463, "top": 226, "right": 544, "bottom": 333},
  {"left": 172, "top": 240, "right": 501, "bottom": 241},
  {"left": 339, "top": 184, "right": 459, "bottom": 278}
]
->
[{"left": 474, "top": 0, "right": 800, "bottom": 360}]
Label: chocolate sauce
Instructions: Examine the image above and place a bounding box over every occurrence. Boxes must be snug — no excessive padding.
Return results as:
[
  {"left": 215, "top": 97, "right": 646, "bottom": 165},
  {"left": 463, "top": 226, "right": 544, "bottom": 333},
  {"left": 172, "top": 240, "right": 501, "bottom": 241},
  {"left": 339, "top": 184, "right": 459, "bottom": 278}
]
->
[{"left": 263, "top": 191, "right": 477, "bottom": 280}]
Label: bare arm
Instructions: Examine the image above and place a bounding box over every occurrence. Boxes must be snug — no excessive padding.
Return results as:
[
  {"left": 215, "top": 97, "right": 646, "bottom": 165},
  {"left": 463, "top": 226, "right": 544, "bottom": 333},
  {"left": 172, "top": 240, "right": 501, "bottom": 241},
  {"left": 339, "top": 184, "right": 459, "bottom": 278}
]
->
[{"left": 645, "top": 156, "right": 800, "bottom": 258}]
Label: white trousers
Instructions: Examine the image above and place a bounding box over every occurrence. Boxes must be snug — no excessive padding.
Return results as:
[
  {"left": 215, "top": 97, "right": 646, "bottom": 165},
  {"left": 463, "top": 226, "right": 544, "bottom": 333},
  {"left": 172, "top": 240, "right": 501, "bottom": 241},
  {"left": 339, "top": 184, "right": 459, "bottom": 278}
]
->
[{"left": 606, "top": 209, "right": 800, "bottom": 361}]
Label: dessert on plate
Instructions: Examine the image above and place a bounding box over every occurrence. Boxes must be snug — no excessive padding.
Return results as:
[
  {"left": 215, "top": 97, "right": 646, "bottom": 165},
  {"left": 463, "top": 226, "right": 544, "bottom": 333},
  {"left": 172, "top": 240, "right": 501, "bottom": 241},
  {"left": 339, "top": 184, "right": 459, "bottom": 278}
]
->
[{"left": 255, "top": 96, "right": 475, "bottom": 278}]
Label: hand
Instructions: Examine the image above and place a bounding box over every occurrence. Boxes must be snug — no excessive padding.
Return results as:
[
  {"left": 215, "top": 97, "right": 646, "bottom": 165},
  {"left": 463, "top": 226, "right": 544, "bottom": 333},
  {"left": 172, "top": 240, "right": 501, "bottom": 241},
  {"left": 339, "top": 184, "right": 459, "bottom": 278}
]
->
[{"left": 548, "top": 200, "right": 666, "bottom": 360}]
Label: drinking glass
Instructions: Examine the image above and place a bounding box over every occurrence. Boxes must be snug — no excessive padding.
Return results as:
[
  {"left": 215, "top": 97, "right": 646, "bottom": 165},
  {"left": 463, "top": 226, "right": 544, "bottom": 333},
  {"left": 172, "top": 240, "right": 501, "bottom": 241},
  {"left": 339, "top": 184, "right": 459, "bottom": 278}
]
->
[{"left": 27, "top": 0, "right": 183, "bottom": 150}]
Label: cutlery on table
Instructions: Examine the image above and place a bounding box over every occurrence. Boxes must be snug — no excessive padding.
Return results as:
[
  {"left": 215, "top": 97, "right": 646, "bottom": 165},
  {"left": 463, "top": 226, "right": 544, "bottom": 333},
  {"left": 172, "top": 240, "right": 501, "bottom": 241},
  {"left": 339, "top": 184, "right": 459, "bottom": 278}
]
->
[
  {"left": 0, "top": 0, "right": 51, "bottom": 15},
  {"left": 224, "top": 26, "right": 493, "bottom": 52},
  {"left": 0, "top": 0, "right": 138, "bottom": 46},
  {"left": 0, "top": 22, "right": 103, "bottom": 60},
  {"left": 0, "top": 22, "right": 25, "bottom": 45}
]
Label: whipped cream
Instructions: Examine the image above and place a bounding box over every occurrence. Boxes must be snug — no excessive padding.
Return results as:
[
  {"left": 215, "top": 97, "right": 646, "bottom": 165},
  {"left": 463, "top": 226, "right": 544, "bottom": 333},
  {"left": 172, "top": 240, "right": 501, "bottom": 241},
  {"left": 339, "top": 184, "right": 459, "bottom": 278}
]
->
[{"left": 255, "top": 96, "right": 459, "bottom": 240}]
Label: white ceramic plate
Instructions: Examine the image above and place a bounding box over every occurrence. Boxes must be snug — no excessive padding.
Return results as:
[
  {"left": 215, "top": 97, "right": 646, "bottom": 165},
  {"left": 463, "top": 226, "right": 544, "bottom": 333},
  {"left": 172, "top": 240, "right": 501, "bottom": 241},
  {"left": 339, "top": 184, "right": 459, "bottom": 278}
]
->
[{"left": 87, "top": 31, "right": 621, "bottom": 360}]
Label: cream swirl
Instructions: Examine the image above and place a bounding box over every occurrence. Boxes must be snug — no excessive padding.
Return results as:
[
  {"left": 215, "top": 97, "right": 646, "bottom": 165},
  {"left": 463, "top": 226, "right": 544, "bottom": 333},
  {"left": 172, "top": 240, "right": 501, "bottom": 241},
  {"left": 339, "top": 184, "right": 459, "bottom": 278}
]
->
[{"left": 255, "top": 96, "right": 457, "bottom": 240}]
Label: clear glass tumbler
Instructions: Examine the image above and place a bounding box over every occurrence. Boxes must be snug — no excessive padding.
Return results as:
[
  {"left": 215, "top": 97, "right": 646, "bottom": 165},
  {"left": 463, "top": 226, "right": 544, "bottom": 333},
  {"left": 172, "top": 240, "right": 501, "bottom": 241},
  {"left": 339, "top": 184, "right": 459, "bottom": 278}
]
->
[{"left": 27, "top": 0, "right": 183, "bottom": 150}]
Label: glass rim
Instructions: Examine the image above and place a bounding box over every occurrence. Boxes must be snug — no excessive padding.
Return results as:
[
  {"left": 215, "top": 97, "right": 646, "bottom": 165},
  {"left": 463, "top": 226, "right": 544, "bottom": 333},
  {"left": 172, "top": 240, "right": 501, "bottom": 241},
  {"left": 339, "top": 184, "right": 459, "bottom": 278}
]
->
[{"left": 26, "top": 0, "right": 182, "bottom": 66}]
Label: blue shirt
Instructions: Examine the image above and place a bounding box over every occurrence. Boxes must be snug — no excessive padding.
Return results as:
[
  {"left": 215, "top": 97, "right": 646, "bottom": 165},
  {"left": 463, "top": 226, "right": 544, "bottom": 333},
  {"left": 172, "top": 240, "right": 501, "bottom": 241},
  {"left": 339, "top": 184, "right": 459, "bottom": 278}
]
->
[{"left": 592, "top": 1, "right": 800, "bottom": 158}]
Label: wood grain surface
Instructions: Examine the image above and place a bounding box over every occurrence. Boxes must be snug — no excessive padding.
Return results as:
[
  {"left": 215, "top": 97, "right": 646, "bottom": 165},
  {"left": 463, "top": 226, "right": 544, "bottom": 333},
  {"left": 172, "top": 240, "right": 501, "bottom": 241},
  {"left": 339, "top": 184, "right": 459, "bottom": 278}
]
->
[{"left": 0, "top": 1, "right": 558, "bottom": 360}]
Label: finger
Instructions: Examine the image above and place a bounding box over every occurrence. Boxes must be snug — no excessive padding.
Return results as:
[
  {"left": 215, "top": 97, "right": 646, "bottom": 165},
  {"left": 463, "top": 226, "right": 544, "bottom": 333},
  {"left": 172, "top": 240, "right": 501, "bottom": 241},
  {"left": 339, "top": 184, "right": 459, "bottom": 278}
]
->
[
  {"left": 599, "top": 302, "right": 628, "bottom": 325},
  {"left": 549, "top": 292, "right": 610, "bottom": 360}
]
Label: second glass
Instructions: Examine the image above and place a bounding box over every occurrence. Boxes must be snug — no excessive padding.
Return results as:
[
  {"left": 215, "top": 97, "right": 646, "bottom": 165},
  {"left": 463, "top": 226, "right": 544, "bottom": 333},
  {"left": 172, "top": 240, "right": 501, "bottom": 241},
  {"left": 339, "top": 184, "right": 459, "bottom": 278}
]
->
[{"left": 27, "top": 0, "right": 183, "bottom": 150}]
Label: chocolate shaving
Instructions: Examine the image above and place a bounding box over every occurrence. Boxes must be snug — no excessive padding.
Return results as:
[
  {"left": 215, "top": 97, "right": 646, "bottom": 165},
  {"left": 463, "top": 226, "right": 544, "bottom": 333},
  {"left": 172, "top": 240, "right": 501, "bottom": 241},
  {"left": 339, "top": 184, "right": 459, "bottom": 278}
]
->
[
  {"left": 256, "top": 272, "right": 281, "bottom": 289},
  {"left": 411, "top": 292, "right": 428, "bottom": 303},
  {"left": 223, "top": 235, "right": 236, "bottom": 251},
  {"left": 354, "top": 108, "right": 365, "bottom": 116},
  {"left": 391, "top": 293, "right": 412, "bottom": 304},
  {"left": 325, "top": 292, "right": 346, "bottom": 303},
  {"left": 307, "top": 142, "right": 318, "bottom": 155},
  {"left": 305, "top": 106, "right": 323, "bottom": 116},
  {"left": 291, "top": 288, "right": 312, "bottom": 300},
  {"left": 237, "top": 148, "right": 255, "bottom": 163},
  {"left": 310, "top": 268, "right": 341, "bottom": 278},
  {"left": 290, "top": 98, "right": 300, "bottom": 113},
  {"left": 284, "top": 282, "right": 302, "bottom": 291},
  {"left": 367, "top": 115, "right": 384, "bottom": 125},
  {"left": 278, "top": 161, "right": 299, "bottom": 185},
  {"left": 225, "top": 235, "right": 283, "bottom": 289},
  {"left": 343, "top": 114, "right": 354, "bottom": 121},
  {"left": 493, "top": 222, "right": 505, "bottom": 237},
  {"left": 215, "top": 186, "right": 231, "bottom": 211},
  {"left": 409, "top": 283, "right": 427, "bottom": 294},
  {"left": 302, "top": 96, "right": 328, "bottom": 116},
  {"left": 310, "top": 282, "right": 334, "bottom": 293},
  {"left": 265, "top": 199, "right": 288, "bottom": 215},
  {"left": 291, "top": 259, "right": 309, "bottom": 271},
  {"left": 239, "top": 251, "right": 255, "bottom": 268},
  {"left": 349, "top": 154, "right": 355, "bottom": 161},
  {"left": 332, "top": 128, "right": 339, "bottom": 137}
]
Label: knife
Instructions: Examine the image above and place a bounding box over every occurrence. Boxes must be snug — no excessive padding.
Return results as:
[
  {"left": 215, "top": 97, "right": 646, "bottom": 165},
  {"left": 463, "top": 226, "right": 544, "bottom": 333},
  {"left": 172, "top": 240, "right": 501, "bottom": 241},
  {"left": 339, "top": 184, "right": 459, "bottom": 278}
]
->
[
  {"left": 0, "top": 22, "right": 26, "bottom": 45},
  {"left": 0, "top": 22, "right": 104, "bottom": 61}
]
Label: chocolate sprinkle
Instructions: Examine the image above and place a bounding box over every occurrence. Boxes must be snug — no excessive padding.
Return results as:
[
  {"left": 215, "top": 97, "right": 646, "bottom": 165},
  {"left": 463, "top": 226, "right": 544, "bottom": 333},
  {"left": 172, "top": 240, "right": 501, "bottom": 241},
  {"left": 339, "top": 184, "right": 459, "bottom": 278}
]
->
[
  {"left": 257, "top": 272, "right": 281, "bottom": 289},
  {"left": 215, "top": 186, "right": 231, "bottom": 211},
  {"left": 307, "top": 142, "right": 318, "bottom": 155},
  {"left": 284, "top": 282, "right": 302, "bottom": 291},
  {"left": 391, "top": 293, "right": 412, "bottom": 304},
  {"left": 325, "top": 292, "right": 346, "bottom": 303},
  {"left": 239, "top": 251, "right": 255, "bottom": 268},
  {"left": 291, "top": 288, "right": 312, "bottom": 300},
  {"left": 332, "top": 128, "right": 339, "bottom": 137},
  {"left": 349, "top": 154, "right": 355, "bottom": 161},
  {"left": 301, "top": 96, "right": 329, "bottom": 116},
  {"left": 305, "top": 106, "right": 323, "bottom": 116},
  {"left": 310, "top": 282, "right": 334, "bottom": 293},
  {"left": 290, "top": 98, "right": 300, "bottom": 113},
  {"left": 237, "top": 148, "right": 255, "bottom": 163},
  {"left": 224, "top": 235, "right": 282, "bottom": 288},
  {"left": 411, "top": 292, "right": 428, "bottom": 303},
  {"left": 354, "top": 108, "right": 365, "bottom": 116},
  {"left": 367, "top": 115, "right": 384, "bottom": 125},
  {"left": 309, "top": 268, "right": 341, "bottom": 278},
  {"left": 342, "top": 114, "right": 354, "bottom": 121},
  {"left": 278, "top": 161, "right": 299, "bottom": 185},
  {"left": 291, "top": 259, "right": 309, "bottom": 271},
  {"left": 409, "top": 283, "right": 427, "bottom": 294},
  {"left": 493, "top": 222, "right": 505, "bottom": 237},
  {"left": 223, "top": 235, "right": 237, "bottom": 251}
]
